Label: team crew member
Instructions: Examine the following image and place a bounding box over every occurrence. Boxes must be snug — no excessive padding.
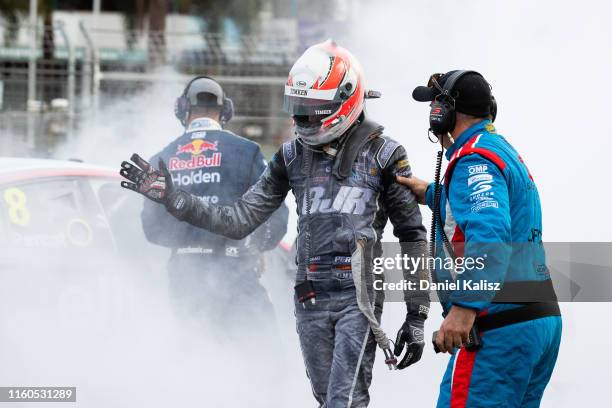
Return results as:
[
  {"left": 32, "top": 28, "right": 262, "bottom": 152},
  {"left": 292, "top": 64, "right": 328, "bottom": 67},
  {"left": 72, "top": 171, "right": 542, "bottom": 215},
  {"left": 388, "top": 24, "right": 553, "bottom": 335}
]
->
[
  {"left": 399, "top": 70, "right": 562, "bottom": 407},
  {"left": 139, "top": 76, "right": 288, "bottom": 332},
  {"left": 120, "top": 41, "right": 430, "bottom": 407}
]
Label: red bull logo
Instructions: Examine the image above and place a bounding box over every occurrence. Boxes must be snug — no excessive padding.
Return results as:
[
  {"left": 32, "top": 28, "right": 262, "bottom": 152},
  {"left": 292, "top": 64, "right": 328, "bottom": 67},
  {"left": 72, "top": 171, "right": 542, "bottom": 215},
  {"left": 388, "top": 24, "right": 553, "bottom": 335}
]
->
[
  {"left": 176, "top": 139, "right": 218, "bottom": 156},
  {"left": 170, "top": 139, "right": 222, "bottom": 171},
  {"left": 169, "top": 153, "right": 222, "bottom": 171}
]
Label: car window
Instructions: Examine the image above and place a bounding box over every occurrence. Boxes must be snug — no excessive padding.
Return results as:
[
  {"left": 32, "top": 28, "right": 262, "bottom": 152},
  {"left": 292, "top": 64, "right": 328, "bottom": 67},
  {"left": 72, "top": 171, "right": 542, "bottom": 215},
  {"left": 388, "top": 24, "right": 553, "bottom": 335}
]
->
[
  {"left": 91, "top": 180, "right": 150, "bottom": 255},
  {"left": 0, "top": 177, "right": 115, "bottom": 252}
]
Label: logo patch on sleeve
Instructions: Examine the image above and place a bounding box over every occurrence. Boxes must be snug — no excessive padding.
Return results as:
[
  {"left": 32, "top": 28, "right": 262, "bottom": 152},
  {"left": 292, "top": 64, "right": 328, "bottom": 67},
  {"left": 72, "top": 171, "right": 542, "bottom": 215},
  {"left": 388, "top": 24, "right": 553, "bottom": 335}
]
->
[
  {"left": 376, "top": 139, "right": 400, "bottom": 168},
  {"left": 397, "top": 159, "right": 410, "bottom": 169},
  {"left": 467, "top": 164, "right": 499, "bottom": 212},
  {"left": 468, "top": 164, "right": 488, "bottom": 175},
  {"left": 283, "top": 140, "right": 297, "bottom": 167}
]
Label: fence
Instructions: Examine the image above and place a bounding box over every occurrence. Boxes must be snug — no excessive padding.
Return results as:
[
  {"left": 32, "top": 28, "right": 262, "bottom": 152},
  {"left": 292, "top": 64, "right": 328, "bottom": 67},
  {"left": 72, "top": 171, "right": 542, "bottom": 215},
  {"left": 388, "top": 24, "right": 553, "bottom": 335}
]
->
[
  {"left": 0, "top": 18, "right": 299, "bottom": 158},
  {"left": 0, "top": 19, "right": 81, "bottom": 155}
]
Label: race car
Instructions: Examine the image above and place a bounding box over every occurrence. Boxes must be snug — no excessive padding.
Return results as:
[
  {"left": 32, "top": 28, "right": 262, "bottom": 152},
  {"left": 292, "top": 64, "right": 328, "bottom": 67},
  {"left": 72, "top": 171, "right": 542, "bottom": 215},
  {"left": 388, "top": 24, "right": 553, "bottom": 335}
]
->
[
  {"left": 0, "top": 157, "right": 296, "bottom": 318},
  {"left": 0, "top": 157, "right": 147, "bottom": 256},
  {"left": 0, "top": 157, "right": 157, "bottom": 330}
]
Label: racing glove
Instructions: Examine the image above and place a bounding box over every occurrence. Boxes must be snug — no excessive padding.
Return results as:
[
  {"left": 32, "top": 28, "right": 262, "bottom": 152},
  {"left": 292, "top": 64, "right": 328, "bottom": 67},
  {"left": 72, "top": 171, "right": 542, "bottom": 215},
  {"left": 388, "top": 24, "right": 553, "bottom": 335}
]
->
[
  {"left": 119, "top": 153, "right": 193, "bottom": 219},
  {"left": 393, "top": 313, "right": 426, "bottom": 369}
]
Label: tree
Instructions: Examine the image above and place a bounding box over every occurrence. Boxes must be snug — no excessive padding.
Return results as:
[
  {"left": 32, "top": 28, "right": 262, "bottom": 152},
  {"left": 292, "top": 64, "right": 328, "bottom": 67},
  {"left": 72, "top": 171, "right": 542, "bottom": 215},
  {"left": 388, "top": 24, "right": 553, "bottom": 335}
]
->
[{"left": 0, "top": 0, "right": 21, "bottom": 46}]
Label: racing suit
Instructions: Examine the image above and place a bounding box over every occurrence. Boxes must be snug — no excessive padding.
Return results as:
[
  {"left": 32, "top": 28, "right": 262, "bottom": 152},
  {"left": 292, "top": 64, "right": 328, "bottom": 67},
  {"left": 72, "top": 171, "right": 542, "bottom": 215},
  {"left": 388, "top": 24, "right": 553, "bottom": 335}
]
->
[
  {"left": 163, "top": 118, "right": 429, "bottom": 407},
  {"left": 428, "top": 120, "right": 562, "bottom": 407},
  {"left": 141, "top": 117, "right": 289, "bottom": 332}
]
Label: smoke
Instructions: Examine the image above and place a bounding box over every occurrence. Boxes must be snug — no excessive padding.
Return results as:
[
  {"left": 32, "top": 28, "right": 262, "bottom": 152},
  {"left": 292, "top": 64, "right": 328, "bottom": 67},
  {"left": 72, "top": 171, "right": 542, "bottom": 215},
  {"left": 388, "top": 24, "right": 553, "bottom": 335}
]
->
[
  {"left": 53, "top": 67, "right": 185, "bottom": 166},
  {"left": 1, "top": 67, "right": 312, "bottom": 407},
  {"left": 4, "top": 1, "right": 610, "bottom": 406},
  {"left": 345, "top": 0, "right": 611, "bottom": 406}
]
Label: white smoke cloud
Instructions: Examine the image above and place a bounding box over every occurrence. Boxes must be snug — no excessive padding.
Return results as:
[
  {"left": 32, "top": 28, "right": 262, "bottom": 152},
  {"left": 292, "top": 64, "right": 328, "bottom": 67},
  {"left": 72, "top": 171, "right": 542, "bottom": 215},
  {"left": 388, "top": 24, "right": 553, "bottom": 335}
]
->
[
  {"left": 7, "top": 68, "right": 312, "bottom": 407},
  {"left": 347, "top": 1, "right": 611, "bottom": 406},
  {"left": 4, "top": 1, "right": 610, "bottom": 406}
]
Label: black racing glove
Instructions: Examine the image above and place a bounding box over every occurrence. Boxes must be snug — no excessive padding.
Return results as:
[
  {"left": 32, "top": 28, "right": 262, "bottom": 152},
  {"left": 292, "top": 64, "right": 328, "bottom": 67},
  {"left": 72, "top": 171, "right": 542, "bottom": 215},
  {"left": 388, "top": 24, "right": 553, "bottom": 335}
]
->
[
  {"left": 394, "top": 313, "right": 426, "bottom": 369},
  {"left": 119, "top": 153, "right": 192, "bottom": 219}
]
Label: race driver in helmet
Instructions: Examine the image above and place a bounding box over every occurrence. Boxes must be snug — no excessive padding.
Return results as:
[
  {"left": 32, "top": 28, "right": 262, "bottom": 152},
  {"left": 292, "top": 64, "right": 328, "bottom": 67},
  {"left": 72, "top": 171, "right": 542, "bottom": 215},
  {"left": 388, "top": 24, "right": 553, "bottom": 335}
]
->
[{"left": 119, "top": 40, "right": 430, "bottom": 407}]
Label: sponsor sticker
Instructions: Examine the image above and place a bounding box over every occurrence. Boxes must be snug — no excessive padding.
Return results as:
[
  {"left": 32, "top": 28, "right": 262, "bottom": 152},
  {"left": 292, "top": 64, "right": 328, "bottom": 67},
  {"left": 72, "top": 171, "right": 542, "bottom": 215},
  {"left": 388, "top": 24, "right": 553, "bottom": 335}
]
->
[
  {"left": 303, "top": 186, "right": 373, "bottom": 215},
  {"left": 471, "top": 200, "right": 499, "bottom": 212},
  {"left": 168, "top": 153, "right": 222, "bottom": 171},
  {"left": 468, "top": 164, "right": 488, "bottom": 175},
  {"left": 397, "top": 159, "right": 410, "bottom": 169},
  {"left": 171, "top": 170, "right": 221, "bottom": 186},
  {"left": 190, "top": 131, "right": 207, "bottom": 139},
  {"left": 283, "top": 140, "right": 297, "bottom": 166},
  {"left": 333, "top": 256, "right": 352, "bottom": 265},
  {"left": 176, "top": 139, "right": 218, "bottom": 155},
  {"left": 225, "top": 246, "right": 240, "bottom": 257},
  {"left": 376, "top": 139, "right": 400, "bottom": 168},
  {"left": 187, "top": 118, "right": 222, "bottom": 132},
  {"left": 467, "top": 173, "right": 493, "bottom": 186}
]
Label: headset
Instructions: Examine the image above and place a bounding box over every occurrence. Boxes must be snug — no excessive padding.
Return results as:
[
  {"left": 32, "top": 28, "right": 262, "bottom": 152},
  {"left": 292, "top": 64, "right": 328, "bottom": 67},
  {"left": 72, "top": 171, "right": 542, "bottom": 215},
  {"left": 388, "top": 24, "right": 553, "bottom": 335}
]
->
[
  {"left": 174, "top": 75, "right": 234, "bottom": 127},
  {"left": 428, "top": 70, "right": 497, "bottom": 136}
]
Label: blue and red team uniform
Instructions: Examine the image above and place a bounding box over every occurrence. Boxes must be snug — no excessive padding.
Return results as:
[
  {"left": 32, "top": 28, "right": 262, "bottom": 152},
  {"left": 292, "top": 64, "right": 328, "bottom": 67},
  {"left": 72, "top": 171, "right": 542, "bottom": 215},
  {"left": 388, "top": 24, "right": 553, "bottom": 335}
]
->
[{"left": 427, "top": 120, "right": 562, "bottom": 407}]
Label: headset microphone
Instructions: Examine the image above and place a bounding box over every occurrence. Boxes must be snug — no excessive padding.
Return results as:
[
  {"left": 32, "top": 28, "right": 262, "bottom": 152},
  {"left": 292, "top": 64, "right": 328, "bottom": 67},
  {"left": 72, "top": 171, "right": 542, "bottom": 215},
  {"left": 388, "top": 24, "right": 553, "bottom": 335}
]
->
[{"left": 428, "top": 70, "right": 496, "bottom": 137}]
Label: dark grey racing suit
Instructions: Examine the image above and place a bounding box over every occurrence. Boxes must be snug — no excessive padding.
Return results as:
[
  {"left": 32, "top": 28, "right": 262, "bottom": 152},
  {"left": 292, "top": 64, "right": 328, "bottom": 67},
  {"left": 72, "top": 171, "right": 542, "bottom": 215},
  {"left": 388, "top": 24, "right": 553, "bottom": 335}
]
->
[{"left": 167, "top": 119, "right": 429, "bottom": 407}]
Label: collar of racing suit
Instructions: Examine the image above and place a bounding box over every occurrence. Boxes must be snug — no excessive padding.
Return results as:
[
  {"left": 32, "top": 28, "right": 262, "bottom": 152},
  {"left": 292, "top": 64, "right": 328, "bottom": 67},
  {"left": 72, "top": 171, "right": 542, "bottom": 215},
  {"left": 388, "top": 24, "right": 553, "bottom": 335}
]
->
[
  {"left": 186, "top": 117, "right": 222, "bottom": 133},
  {"left": 445, "top": 119, "right": 494, "bottom": 160},
  {"left": 332, "top": 118, "right": 384, "bottom": 179}
]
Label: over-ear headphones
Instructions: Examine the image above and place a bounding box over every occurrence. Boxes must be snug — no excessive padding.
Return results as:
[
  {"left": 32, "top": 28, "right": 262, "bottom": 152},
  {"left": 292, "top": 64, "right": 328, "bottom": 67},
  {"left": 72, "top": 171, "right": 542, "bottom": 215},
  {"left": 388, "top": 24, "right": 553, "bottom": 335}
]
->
[
  {"left": 428, "top": 70, "right": 496, "bottom": 136},
  {"left": 174, "top": 75, "right": 234, "bottom": 127}
]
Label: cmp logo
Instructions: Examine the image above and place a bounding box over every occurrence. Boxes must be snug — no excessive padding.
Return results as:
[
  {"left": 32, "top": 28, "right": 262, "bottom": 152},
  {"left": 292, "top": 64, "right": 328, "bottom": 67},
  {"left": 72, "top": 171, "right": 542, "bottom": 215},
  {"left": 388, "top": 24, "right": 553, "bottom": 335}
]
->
[
  {"left": 303, "top": 186, "right": 373, "bottom": 215},
  {"left": 468, "top": 164, "right": 488, "bottom": 175}
]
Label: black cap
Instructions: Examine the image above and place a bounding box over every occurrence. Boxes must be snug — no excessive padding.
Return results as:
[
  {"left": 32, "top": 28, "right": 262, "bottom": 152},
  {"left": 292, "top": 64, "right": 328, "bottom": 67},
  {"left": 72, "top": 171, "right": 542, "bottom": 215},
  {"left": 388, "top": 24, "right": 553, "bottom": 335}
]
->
[{"left": 412, "top": 71, "right": 493, "bottom": 117}]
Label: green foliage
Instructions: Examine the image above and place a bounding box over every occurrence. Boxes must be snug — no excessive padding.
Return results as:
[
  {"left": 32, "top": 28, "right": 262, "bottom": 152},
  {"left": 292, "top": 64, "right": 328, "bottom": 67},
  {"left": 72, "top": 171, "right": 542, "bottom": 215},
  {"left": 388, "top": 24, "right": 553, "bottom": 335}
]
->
[{"left": 0, "top": 0, "right": 24, "bottom": 46}]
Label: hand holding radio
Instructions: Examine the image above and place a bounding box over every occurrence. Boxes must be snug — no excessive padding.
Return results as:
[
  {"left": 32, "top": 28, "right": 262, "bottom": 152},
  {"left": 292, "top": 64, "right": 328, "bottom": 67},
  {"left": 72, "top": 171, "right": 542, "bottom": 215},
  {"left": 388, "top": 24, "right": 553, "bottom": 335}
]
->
[{"left": 434, "top": 305, "right": 478, "bottom": 353}]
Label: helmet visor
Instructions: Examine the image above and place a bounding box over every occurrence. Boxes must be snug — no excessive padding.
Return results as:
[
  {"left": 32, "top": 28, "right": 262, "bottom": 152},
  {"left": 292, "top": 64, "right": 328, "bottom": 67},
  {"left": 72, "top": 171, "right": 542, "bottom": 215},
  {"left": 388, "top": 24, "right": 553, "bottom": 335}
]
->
[{"left": 283, "top": 85, "right": 342, "bottom": 117}]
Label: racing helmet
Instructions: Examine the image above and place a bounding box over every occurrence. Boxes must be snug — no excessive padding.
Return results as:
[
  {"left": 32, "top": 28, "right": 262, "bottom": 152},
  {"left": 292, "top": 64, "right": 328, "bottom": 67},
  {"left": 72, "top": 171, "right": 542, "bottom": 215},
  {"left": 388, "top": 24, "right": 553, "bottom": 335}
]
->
[{"left": 283, "top": 40, "right": 366, "bottom": 146}]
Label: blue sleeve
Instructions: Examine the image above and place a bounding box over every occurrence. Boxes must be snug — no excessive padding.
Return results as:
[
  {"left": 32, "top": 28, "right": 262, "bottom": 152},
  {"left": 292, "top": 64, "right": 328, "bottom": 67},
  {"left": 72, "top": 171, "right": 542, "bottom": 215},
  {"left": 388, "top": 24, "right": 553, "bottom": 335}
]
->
[
  {"left": 447, "top": 155, "right": 512, "bottom": 311},
  {"left": 426, "top": 182, "right": 435, "bottom": 210}
]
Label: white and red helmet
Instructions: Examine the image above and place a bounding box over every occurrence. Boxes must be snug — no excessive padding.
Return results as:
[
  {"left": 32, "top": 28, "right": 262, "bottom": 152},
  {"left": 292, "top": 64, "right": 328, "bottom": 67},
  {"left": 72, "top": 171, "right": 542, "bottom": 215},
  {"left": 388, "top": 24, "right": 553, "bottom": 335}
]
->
[{"left": 284, "top": 40, "right": 366, "bottom": 146}]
